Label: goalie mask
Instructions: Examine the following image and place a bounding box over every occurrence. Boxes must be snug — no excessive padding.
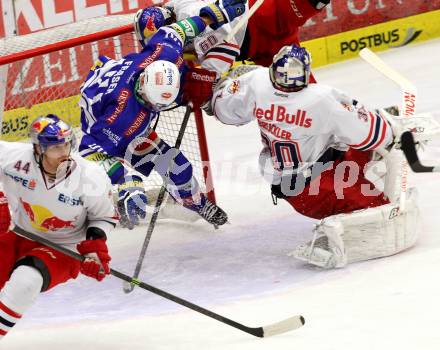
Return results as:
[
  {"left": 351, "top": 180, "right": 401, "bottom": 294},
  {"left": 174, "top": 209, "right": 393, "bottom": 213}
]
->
[
  {"left": 29, "top": 114, "right": 75, "bottom": 153},
  {"left": 137, "top": 60, "right": 181, "bottom": 111},
  {"left": 269, "top": 45, "right": 311, "bottom": 92}
]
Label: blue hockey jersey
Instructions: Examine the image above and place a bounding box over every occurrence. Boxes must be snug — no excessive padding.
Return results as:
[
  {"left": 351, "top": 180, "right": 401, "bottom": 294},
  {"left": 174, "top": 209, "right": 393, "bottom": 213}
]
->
[{"left": 79, "top": 16, "right": 206, "bottom": 158}]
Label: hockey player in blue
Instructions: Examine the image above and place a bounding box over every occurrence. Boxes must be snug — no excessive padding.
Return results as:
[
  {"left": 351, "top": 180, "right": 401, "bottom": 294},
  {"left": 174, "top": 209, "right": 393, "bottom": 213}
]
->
[{"left": 78, "top": 0, "right": 247, "bottom": 229}]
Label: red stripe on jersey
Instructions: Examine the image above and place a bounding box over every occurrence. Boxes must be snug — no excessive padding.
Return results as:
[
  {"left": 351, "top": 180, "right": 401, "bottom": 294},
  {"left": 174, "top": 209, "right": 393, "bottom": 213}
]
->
[
  {"left": 0, "top": 302, "right": 21, "bottom": 319},
  {"left": 0, "top": 329, "right": 7, "bottom": 336},
  {"left": 223, "top": 42, "right": 240, "bottom": 49},
  {"left": 205, "top": 54, "right": 234, "bottom": 65},
  {"left": 349, "top": 112, "right": 375, "bottom": 149}
]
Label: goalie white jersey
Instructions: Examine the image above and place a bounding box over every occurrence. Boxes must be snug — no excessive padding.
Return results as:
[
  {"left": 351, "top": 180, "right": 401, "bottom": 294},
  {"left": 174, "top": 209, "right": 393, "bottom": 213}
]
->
[
  {"left": 0, "top": 141, "right": 117, "bottom": 245},
  {"left": 212, "top": 67, "right": 394, "bottom": 183}
]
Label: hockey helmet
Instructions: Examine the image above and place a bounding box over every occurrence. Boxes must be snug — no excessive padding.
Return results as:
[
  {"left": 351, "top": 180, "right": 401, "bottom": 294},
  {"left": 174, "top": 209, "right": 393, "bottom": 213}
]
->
[
  {"left": 29, "top": 114, "right": 75, "bottom": 153},
  {"left": 137, "top": 60, "right": 181, "bottom": 111},
  {"left": 269, "top": 45, "right": 311, "bottom": 92},
  {"left": 134, "top": 7, "right": 174, "bottom": 48}
]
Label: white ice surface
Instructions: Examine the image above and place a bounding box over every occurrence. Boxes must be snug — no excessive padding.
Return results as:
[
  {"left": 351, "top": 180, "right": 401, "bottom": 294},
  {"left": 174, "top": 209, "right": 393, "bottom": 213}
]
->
[{"left": 2, "top": 38, "right": 440, "bottom": 350}]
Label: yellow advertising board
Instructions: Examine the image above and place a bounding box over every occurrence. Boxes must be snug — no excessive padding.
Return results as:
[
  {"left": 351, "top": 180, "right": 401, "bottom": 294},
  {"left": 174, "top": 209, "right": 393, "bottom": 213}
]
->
[{"left": 303, "top": 9, "right": 440, "bottom": 68}]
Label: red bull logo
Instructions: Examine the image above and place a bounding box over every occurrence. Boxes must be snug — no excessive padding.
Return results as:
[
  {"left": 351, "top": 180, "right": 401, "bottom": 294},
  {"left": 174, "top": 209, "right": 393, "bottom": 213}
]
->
[
  {"left": 143, "top": 15, "right": 158, "bottom": 38},
  {"left": 20, "top": 198, "right": 76, "bottom": 232}
]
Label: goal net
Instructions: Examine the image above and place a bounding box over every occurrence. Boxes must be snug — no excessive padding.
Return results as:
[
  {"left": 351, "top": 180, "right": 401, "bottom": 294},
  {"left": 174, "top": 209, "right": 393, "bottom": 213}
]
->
[{"left": 0, "top": 14, "right": 216, "bottom": 210}]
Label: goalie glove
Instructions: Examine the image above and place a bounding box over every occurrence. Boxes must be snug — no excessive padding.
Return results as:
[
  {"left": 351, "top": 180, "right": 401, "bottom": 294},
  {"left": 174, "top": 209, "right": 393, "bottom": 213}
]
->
[
  {"left": 380, "top": 108, "right": 440, "bottom": 146},
  {"left": 199, "top": 0, "right": 247, "bottom": 30},
  {"left": 134, "top": 6, "right": 175, "bottom": 48},
  {"left": 117, "top": 175, "right": 148, "bottom": 229}
]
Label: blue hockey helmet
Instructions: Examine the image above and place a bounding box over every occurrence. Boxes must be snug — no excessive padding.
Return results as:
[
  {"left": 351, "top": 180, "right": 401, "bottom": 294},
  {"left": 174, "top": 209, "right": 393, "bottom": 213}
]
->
[
  {"left": 269, "top": 45, "right": 312, "bottom": 92},
  {"left": 29, "top": 114, "right": 75, "bottom": 152},
  {"left": 134, "top": 7, "right": 174, "bottom": 48}
]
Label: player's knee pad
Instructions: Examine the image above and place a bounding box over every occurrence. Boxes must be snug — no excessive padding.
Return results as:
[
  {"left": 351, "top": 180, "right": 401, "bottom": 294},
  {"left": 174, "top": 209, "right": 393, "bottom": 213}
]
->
[
  {"left": 293, "top": 188, "right": 420, "bottom": 268},
  {"left": 14, "top": 256, "right": 50, "bottom": 291},
  {"left": 1, "top": 265, "right": 43, "bottom": 314}
]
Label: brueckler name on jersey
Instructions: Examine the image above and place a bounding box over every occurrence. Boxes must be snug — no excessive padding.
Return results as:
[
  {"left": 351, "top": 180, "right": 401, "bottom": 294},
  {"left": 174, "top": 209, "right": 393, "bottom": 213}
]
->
[{"left": 253, "top": 104, "right": 312, "bottom": 128}]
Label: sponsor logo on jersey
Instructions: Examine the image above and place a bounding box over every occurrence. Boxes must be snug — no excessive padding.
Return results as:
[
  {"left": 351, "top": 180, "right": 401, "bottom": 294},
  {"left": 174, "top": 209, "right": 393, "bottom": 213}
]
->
[
  {"left": 356, "top": 105, "right": 369, "bottom": 122},
  {"left": 289, "top": 0, "right": 304, "bottom": 18},
  {"left": 58, "top": 193, "right": 84, "bottom": 206},
  {"left": 227, "top": 80, "right": 240, "bottom": 94},
  {"left": 139, "top": 44, "right": 164, "bottom": 69},
  {"left": 124, "top": 111, "right": 148, "bottom": 137},
  {"left": 175, "top": 55, "right": 184, "bottom": 68},
  {"left": 106, "top": 89, "right": 131, "bottom": 125},
  {"left": 20, "top": 198, "right": 77, "bottom": 232},
  {"left": 102, "top": 128, "right": 121, "bottom": 146},
  {"left": 4, "top": 171, "right": 36, "bottom": 190},
  {"left": 253, "top": 104, "right": 312, "bottom": 128},
  {"left": 340, "top": 101, "right": 354, "bottom": 112}
]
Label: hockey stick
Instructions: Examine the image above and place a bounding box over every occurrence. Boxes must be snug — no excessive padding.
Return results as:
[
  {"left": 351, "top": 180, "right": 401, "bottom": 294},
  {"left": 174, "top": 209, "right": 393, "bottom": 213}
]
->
[
  {"left": 225, "top": 0, "right": 264, "bottom": 42},
  {"left": 359, "top": 48, "right": 417, "bottom": 212},
  {"left": 123, "top": 104, "right": 194, "bottom": 294},
  {"left": 12, "top": 225, "right": 305, "bottom": 337},
  {"left": 400, "top": 131, "right": 440, "bottom": 172}
]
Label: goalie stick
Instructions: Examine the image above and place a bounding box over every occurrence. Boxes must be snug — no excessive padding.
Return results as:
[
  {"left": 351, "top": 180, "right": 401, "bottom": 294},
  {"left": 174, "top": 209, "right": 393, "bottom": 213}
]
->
[
  {"left": 400, "top": 131, "right": 440, "bottom": 172},
  {"left": 12, "top": 225, "right": 305, "bottom": 338},
  {"left": 359, "top": 48, "right": 417, "bottom": 212}
]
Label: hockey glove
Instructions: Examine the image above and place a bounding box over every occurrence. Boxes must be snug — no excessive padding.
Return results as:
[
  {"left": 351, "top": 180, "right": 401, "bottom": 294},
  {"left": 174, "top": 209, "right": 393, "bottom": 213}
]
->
[
  {"left": 182, "top": 67, "right": 218, "bottom": 108},
  {"left": 0, "top": 192, "right": 11, "bottom": 234},
  {"left": 117, "top": 175, "right": 148, "bottom": 230},
  {"left": 199, "top": 0, "right": 247, "bottom": 30},
  {"left": 77, "top": 239, "right": 111, "bottom": 281},
  {"left": 134, "top": 6, "right": 175, "bottom": 48}
]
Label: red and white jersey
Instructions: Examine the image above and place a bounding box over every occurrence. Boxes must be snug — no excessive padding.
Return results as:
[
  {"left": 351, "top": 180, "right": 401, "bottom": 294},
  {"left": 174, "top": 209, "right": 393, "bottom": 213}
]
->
[
  {"left": 212, "top": 67, "right": 394, "bottom": 183},
  {"left": 167, "top": 0, "right": 246, "bottom": 76},
  {"left": 0, "top": 141, "right": 117, "bottom": 246}
]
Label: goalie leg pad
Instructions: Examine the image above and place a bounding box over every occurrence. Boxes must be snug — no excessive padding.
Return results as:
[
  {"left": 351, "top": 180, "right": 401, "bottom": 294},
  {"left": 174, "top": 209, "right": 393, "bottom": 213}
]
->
[{"left": 293, "top": 188, "right": 420, "bottom": 268}]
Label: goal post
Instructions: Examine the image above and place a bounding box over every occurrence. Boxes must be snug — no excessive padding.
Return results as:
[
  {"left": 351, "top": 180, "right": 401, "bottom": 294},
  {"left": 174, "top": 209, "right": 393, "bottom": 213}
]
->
[{"left": 0, "top": 13, "right": 217, "bottom": 204}]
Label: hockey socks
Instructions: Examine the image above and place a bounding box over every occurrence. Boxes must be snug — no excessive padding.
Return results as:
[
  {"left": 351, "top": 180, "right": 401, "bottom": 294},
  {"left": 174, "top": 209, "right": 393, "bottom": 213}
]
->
[{"left": 0, "top": 266, "right": 43, "bottom": 339}]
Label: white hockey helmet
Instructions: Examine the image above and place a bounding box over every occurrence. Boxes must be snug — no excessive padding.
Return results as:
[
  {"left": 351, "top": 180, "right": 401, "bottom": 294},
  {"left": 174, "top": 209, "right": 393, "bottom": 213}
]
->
[{"left": 137, "top": 60, "right": 180, "bottom": 111}]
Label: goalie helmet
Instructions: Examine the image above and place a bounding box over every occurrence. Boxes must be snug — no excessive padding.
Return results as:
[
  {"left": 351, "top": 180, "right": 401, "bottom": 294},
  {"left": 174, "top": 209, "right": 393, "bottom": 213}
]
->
[
  {"left": 29, "top": 114, "right": 75, "bottom": 153},
  {"left": 134, "top": 7, "right": 174, "bottom": 48},
  {"left": 137, "top": 60, "right": 181, "bottom": 111},
  {"left": 269, "top": 45, "right": 311, "bottom": 92}
]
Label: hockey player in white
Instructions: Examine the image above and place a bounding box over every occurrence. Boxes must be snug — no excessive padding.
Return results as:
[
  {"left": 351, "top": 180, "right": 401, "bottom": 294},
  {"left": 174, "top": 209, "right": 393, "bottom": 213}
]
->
[
  {"left": 0, "top": 115, "right": 117, "bottom": 340},
  {"left": 211, "top": 45, "right": 421, "bottom": 268}
]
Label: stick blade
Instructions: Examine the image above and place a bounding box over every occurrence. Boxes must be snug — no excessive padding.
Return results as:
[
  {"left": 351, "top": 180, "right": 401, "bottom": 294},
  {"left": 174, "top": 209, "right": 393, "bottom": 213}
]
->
[
  {"left": 261, "top": 315, "right": 305, "bottom": 338},
  {"left": 123, "top": 281, "right": 135, "bottom": 294}
]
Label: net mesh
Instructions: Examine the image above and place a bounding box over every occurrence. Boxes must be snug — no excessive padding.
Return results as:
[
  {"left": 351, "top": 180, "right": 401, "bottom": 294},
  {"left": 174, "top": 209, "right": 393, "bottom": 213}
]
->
[{"left": 0, "top": 15, "right": 210, "bottom": 197}]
